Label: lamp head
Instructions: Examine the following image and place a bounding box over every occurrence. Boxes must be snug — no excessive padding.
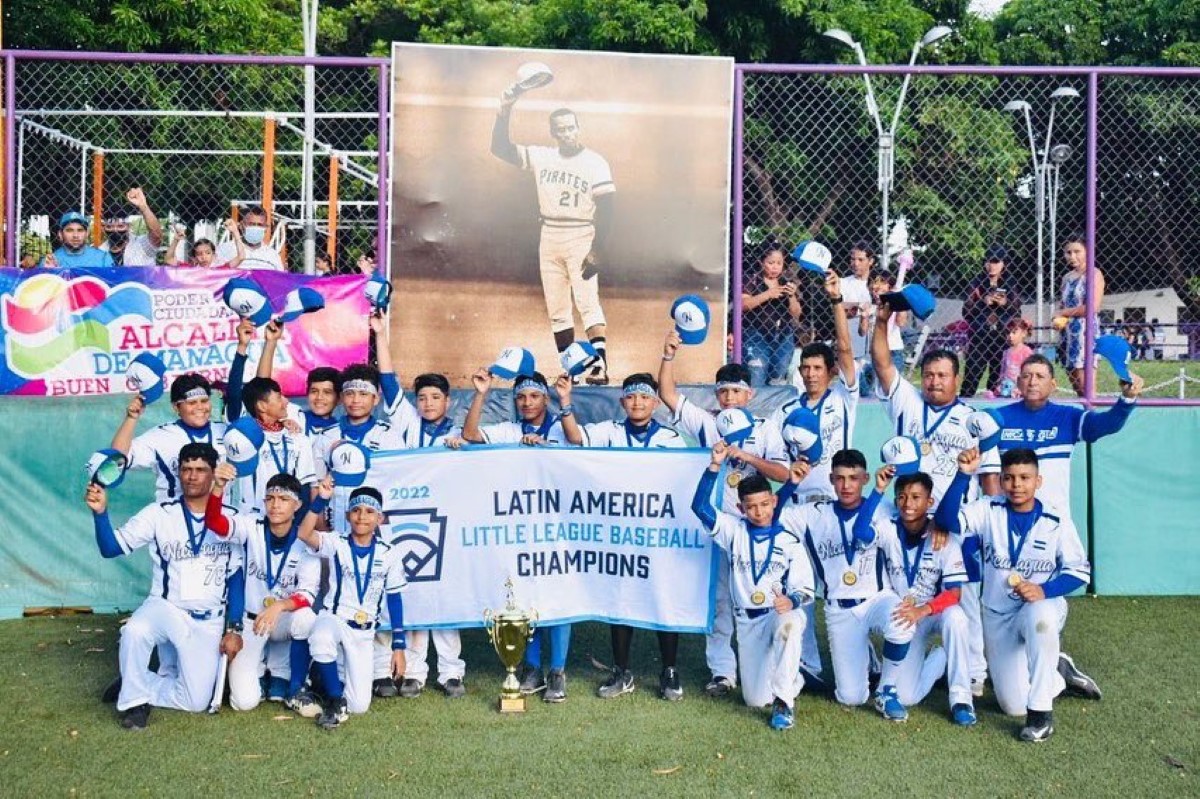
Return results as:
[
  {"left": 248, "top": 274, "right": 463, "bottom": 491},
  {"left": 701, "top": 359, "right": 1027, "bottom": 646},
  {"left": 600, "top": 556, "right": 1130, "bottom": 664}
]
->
[
  {"left": 1050, "top": 86, "right": 1081, "bottom": 100},
  {"left": 823, "top": 28, "right": 858, "bottom": 49},
  {"left": 1049, "top": 144, "right": 1073, "bottom": 164},
  {"left": 1003, "top": 100, "right": 1031, "bottom": 113},
  {"left": 921, "top": 25, "right": 954, "bottom": 46}
]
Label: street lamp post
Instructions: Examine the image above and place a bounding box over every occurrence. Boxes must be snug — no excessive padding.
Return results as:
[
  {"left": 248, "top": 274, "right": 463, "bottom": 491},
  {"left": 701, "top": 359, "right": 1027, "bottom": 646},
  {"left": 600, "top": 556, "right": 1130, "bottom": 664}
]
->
[
  {"left": 1004, "top": 87, "right": 1080, "bottom": 338},
  {"left": 824, "top": 25, "right": 952, "bottom": 269}
]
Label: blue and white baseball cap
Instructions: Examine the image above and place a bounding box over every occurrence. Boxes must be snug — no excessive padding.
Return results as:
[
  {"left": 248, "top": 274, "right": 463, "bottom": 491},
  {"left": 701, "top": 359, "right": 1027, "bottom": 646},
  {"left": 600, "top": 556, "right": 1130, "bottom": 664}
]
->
[
  {"left": 126, "top": 352, "right": 167, "bottom": 404},
  {"left": 223, "top": 417, "right": 266, "bottom": 477},
  {"left": 881, "top": 284, "right": 937, "bottom": 321},
  {"left": 716, "top": 407, "right": 755, "bottom": 447},
  {"left": 1094, "top": 334, "right": 1133, "bottom": 383},
  {"left": 330, "top": 441, "right": 372, "bottom": 488},
  {"left": 490, "top": 347, "right": 536, "bottom": 380},
  {"left": 365, "top": 274, "right": 392, "bottom": 312},
  {"left": 85, "top": 449, "right": 129, "bottom": 489},
  {"left": 221, "top": 277, "right": 273, "bottom": 327},
  {"left": 277, "top": 286, "right": 325, "bottom": 323},
  {"left": 880, "top": 435, "right": 922, "bottom": 476},
  {"left": 966, "top": 409, "right": 1004, "bottom": 452},
  {"left": 791, "top": 240, "right": 832, "bottom": 275},
  {"left": 781, "top": 406, "right": 823, "bottom": 463},
  {"left": 58, "top": 211, "right": 88, "bottom": 229},
  {"left": 670, "top": 295, "right": 710, "bottom": 346},
  {"left": 560, "top": 341, "right": 599, "bottom": 378}
]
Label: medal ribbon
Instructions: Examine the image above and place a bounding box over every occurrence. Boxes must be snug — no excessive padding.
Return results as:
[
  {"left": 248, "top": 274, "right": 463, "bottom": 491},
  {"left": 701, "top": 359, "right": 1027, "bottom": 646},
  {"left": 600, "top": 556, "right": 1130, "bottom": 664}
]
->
[
  {"left": 177, "top": 420, "right": 213, "bottom": 446},
  {"left": 181, "top": 504, "right": 204, "bottom": 556},
  {"left": 624, "top": 419, "right": 661, "bottom": 449},
  {"left": 419, "top": 417, "right": 453, "bottom": 449},
  {"left": 264, "top": 520, "right": 299, "bottom": 592},
  {"left": 1005, "top": 502, "right": 1040, "bottom": 572},
  {"left": 748, "top": 524, "right": 780, "bottom": 586},
  {"left": 267, "top": 435, "right": 291, "bottom": 475},
  {"left": 921, "top": 400, "right": 960, "bottom": 445},
  {"left": 834, "top": 504, "right": 858, "bottom": 568},
  {"left": 351, "top": 538, "right": 377, "bottom": 607},
  {"left": 521, "top": 414, "right": 557, "bottom": 440},
  {"left": 897, "top": 520, "right": 928, "bottom": 588}
]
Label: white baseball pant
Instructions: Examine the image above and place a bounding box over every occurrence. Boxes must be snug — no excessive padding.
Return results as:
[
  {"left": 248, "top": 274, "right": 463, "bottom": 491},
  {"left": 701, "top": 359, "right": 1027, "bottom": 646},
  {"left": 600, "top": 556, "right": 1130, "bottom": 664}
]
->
[
  {"left": 893, "top": 604, "right": 972, "bottom": 709},
  {"left": 539, "top": 224, "right": 605, "bottom": 332},
  {"left": 404, "top": 629, "right": 466, "bottom": 686},
  {"left": 983, "top": 598, "right": 1068, "bottom": 715},
  {"left": 735, "top": 608, "right": 808, "bottom": 709},
  {"left": 117, "top": 596, "right": 223, "bottom": 713},
  {"left": 801, "top": 601, "right": 823, "bottom": 674},
  {"left": 825, "top": 591, "right": 916, "bottom": 706},
  {"left": 706, "top": 554, "right": 738, "bottom": 683},
  {"left": 959, "top": 581, "right": 989, "bottom": 684},
  {"left": 308, "top": 614, "right": 376, "bottom": 715},
  {"left": 228, "top": 608, "right": 316, "bottom": 711}
]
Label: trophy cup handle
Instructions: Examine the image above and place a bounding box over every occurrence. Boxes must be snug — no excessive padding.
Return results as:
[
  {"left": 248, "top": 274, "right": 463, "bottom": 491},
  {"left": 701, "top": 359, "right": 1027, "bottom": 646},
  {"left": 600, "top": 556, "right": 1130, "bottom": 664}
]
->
[
  {"left": 483, "top": 608, "right": 494, "bottom": 634},
  {"left": 528, "top": 608, "right": 539, "bottom": 637}
]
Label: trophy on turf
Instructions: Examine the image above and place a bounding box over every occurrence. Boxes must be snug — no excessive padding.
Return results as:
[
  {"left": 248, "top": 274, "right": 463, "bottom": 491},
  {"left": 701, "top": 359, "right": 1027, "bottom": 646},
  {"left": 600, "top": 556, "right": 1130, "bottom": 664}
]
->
[{"left": 483, "top": 578, "right": 539, "bottom": 713}]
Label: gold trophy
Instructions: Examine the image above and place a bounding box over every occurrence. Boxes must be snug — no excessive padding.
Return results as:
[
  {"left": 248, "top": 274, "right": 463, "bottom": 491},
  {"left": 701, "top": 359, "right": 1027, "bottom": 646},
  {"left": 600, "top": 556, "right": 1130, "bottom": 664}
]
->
[{"left": 483, "top": 578, "right": 539, "bottom": 713}]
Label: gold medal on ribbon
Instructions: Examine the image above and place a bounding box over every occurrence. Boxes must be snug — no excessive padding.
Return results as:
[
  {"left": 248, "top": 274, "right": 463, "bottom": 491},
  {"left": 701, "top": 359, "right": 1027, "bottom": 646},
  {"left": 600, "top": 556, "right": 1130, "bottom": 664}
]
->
[
  {"left": 920, "top": 442, "right": 933, "bottom": 456},
  {"left": 842, "top": 571, "right": 858, "bottom": 586},
  {"left": 354, "top": 610, "right": 369, "bottom": 625},
  {"left": 750, "top": 590, "right": 766, "bottom": 605},
  {"left": 727, "top": 471, "right": 742, "bottom": 488},
  {"left": 263, "top": 596, "right": 276, "bottom": 608},
  {"left": 1007, "top": 572, "right": 1023, "bottom": 588}
]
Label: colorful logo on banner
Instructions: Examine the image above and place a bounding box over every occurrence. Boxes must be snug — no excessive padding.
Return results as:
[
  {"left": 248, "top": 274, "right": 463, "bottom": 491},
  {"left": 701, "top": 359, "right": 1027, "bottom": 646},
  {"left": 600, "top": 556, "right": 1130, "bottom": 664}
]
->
[{"left": 0, "top": 267, "right": 370, "bottom": 397}]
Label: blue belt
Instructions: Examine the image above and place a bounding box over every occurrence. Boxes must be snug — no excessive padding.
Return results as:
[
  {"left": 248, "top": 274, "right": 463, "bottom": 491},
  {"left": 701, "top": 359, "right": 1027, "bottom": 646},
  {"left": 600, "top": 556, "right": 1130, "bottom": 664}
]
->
[
  {"left": 187, "top": 608, "right": 222, "bottom": 621},
  {"left": 347, "top": 618, "right": 377, "bottom": 631},
  {"left": 828, "top": 598, "right": 866, "bottom": 609},
  {"left": 738, "top": 608, "right": 771, "bottom": 619}
]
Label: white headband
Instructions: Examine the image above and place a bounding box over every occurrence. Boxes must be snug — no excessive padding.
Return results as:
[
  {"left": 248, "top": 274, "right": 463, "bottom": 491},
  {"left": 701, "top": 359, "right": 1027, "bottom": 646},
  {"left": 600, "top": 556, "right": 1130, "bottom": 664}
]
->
[
  {"left": 715, "top": 380, "right": 751, "bottom": 392},
  {"left": 264, "top": 486, "right": 301, "bottom": 503},
  {"left": 342, "top": 379, "right": 378, "bottom": 395},
  {"left": 513, "top": 378, "right": 549, "bottom": 396},
  {"left": 348, "top": 494, "right": 383, "bottom": 513},
  {"left": 177, "top": 387, "right": 209, "bottom": 402},
  {"left": 622, "top": 383, "right": 656, "bottom": 397}
]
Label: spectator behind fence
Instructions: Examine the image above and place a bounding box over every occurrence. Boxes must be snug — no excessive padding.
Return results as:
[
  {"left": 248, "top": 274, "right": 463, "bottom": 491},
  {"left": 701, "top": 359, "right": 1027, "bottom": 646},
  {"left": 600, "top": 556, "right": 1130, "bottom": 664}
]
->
[
  {"left": 961, "top": 244, "right": 1022, "bottom": 398},
  {"left": 741, "top": 241, "right": 801, "bottom": 386},
  {"left": 99, "top": 188, "right": 163, "bottom": 266},
  {"left": 41, "top": 212, "right": 115, "bottom": 269},
  {"left": 1055, "top": 235, "right": 1105, "bottom": 397},
  {"left": 859, "top": 269, "right": 907, "bottom": 396},
  {"left": 994, "top": 318, "right": 1034, "bottom": 398},
  {"left": 840, "top": 241, "right": 876, "bottom": 368},
  {"left": 216, "top": 205, "right": 284, "bottom": 271},
  {"left": 1151, "top": 319, "right": 1165, "bottom": 360},
  {"left": 168, "top": 220, "right": 244, "bottom": 269}
]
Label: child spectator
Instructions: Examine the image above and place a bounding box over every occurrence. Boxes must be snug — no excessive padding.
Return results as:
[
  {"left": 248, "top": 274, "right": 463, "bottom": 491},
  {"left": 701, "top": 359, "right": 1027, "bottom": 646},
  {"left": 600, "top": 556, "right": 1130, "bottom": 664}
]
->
[{"left": 995, "top": 318, "right": 1034, "bottom": 398}]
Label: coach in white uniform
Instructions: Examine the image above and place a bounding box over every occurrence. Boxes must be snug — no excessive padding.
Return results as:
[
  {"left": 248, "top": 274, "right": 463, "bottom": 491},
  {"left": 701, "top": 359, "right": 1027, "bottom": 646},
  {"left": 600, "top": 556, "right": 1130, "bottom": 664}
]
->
[
  {"left": 492, "top": 87, "right": 615, "bottom": 385},
  {"left": 88, "top": 443, "right": 235, "bottom": 730}
]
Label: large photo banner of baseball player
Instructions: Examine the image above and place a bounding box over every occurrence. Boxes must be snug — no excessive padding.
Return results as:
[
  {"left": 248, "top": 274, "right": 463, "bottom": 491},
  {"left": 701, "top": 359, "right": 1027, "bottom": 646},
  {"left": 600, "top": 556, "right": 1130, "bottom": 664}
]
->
[
  {"left": 389, "top": 44, "right": 733, "bottom": 387},
  {"left": 372, "top": 446, "right": 718, "bottom": 632}
]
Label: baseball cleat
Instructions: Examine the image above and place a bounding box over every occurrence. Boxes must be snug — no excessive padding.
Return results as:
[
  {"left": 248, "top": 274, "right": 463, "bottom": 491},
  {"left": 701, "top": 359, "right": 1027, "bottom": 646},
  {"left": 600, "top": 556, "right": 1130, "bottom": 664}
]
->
[
  {"left": 118, "top": 703, "right": 150, "bottom": 731},
  {"left": 598, "top": 668, "right": 635, "bottom": 699},
  {"left": 372, "top": 677, "right": 399, "bottom": 699},
  {"left": 518, "top": 666, "right": 546, "bottom": 695},
  {"left": 317, "top": 696, "right": 349, "bottom": 731},
  {"left": 285, "top": 689, "right": 322, "bottom": 719},
  {"left": 441, "top": 678, "right": 466, "bottom": 699},
  {"left": 1019, "top": 710, "right": 1055, "bottom": 742},
  {"left": 769, "top": 699, "right": 795, "bottom": 731},
  {"left": 659, "top": 667, "right": 683, "bottom": 702},
  {"left": 951, "top": 703, "right": 978, "bottom": 727},
  {"left": 584, "top": 362, "right": 609, "bottom": 386},
  {"left": 398, "top": 678, "right": 423, "bottom": 699},
  {"left": 1057, "top": 653, "right": 1102, "bottom": 700},
  {"left": 798, "top": 665, "right": 830, "bottom": 696},
  {"left": 544, "top": 669, "right": 567, "bottom": 703},
  {"left": 267, "top": 676, "right": 288, "bottom": 702},
  {"left": 101, "top": 677, "right": 122, "bottom": 704},
  {"left": 874, "top": 685, "right": 908, "bottom": 722},
  {"left": 705, "top": 675, "right": 734, "bottom": 698}
]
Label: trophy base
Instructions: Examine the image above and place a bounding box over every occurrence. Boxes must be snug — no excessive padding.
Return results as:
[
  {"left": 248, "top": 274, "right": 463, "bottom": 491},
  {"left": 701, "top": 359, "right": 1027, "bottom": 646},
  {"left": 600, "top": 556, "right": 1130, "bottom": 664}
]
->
[{"left": 499, "top": 694, "right": 527, "bottom": 713}]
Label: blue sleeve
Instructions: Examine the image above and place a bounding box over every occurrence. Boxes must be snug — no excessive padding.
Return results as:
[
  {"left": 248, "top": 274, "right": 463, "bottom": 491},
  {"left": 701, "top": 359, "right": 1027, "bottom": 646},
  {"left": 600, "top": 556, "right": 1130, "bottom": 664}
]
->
[
  {"left": 934, "top": 472, "right": 971, "bottom": 535},
  {"left": 853, "top": 490, "right": 883, "bottom": 545},
  {"left": 225, "top": 351, "right": 247, "bottom": 422},
  {"left": 93, "top": 511, "right": 123, "bottom": 559},
  {"left": 379, "top": 372, "right": 401, "bottom": 412},
  {"left": 691, "top": 468, "right": 720, "bottom": 530},
  {"left": 386, "top": 592, "right": 406, "bottom": 649},
  {"left": 226, "top": 567, "right": 246, "bottom": 622},
  {"left": 1081, "top": 399, "right": 1134, "bottom": 443},
  {"left": 1040, "top": 573, "right": 1086, "bottom": 598},
  {"left": 775, "top": 478, "right": 798, "bottom": 513}
]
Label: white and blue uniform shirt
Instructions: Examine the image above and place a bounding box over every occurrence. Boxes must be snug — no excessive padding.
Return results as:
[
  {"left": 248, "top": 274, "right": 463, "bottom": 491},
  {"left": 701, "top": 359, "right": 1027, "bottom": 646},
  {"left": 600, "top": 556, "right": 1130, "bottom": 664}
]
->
[
  {"left": 313, "top": 418, "right": 406, "bottom": 533},
  {"left": 770, "top": 374, "right": 859, "bottom": 501},
  {"left": 127, "top": 420, "right": 228, "bottom": 503},
  {"left": 876, "top": 520, "right": 968, "bottom": 604},
  {"left": 780, "top": 499, "right": 891, "bottom": 602},
  {"left": 305, "top": 532, "right": 406, "bottom": 627},
  {"left": 707, "top": 512, "right": 815, "bottom": 613},
  {"left": 225, "top": 514, "right": 308, "bottom": 614},
  {"left": 232, "top": 427, "right": 317, "bottom": 515},
  {"left": 581, "top": 419, "right": 686, "bottom": 449},
  {"left": 384, "top": 394, "right": 461, "bottom": 449},
  {"left": 480, "top": 414, "right": 572, "bottom": 446},
  {"left": 955, "top": 496, "right": 1090, "bottom": 613},
  {"left": 110, "top": 499, "right": 237, "bottom": 614},
  {"left": 284, "top": 402, "right": 339, "bottom": 438}
]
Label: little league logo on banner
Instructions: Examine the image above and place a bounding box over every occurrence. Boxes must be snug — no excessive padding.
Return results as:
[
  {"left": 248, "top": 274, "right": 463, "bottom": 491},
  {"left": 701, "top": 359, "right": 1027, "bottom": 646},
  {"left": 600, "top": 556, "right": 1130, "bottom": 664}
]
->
[
  {"left": 372, "top": 446, "right": 719, "bottom": 633},
  {"left": 0, "top": 267, "right": 370, "bottom": 397}
]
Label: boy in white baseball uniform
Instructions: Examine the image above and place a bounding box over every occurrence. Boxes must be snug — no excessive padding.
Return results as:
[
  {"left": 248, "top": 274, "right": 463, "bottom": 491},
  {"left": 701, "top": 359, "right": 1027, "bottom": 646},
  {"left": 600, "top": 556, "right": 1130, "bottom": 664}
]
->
[
  {"left": 936, "top": 447, "right": 1094, "bottom": 742},
  {"left": 583, "top": 373, "right": 688, "bottom": 701},
  {"left": 230, "top": 377, "right": 317, "bottom": 515},
  {"left": 777, "top": 449, "right": 916, "bottom": 721},
  {"left": 87, "top": 443, "right": 235, "bottom": 730},
  {"left": 692, "top": 449, "right": 816, "bottom": 731},
  {"left": 658, "top": 348, "right": 790, "bottom": 697}
]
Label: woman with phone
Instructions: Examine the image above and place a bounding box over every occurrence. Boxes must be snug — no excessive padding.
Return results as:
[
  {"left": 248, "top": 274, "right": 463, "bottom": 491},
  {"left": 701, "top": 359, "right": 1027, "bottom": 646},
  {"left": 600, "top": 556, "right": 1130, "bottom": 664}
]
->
[{"left": 961, "top": 245, "right": 1023, "bottom": 397}]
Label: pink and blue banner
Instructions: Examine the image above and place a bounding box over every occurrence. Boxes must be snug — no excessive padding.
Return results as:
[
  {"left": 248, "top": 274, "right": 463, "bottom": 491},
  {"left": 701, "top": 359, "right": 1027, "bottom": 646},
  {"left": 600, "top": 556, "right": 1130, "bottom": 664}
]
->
[{"left": 0, "top": 267, "right": 369, "bottom": 397}]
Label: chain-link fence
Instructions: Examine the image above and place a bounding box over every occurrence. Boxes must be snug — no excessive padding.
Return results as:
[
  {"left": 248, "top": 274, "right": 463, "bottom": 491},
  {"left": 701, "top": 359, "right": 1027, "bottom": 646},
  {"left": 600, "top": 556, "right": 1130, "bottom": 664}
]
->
[
  {"left": 734, "top": 66, "right": 1200, "bottom": 402},
  {"left": 6, "top": 53, "right": 387, "bottom": 273}
]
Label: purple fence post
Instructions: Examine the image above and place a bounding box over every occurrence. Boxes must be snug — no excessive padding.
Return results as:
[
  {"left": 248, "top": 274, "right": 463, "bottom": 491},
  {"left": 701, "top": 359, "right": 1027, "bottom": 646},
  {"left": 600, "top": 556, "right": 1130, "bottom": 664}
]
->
[
  {"left": 376, "top": 61, "right": 391, "bottom": 278},
  {"left": 1083, "top": 71, "right": 1099, "bottom": 404},
  {"left": 731, "top": 67, "right": 745, "bottom": 364},
  {"left": 5, "top": 54, "right": 15, "bottom": 268}
]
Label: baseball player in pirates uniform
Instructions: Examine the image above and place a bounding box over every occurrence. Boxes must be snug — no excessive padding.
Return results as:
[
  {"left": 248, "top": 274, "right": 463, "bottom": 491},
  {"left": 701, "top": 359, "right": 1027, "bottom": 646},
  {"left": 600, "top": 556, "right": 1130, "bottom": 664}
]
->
[
  {"left": 583, "top": 373, "right": 689, "bottom": 701},
  {"left": 206, "top": 468, "right": 317, "bottom": 712},
  {"left": 658, "top": 343, "right": 790, "bottom": 697},
  {"left": 936, "top": 447, "right": 1096, "bottom": 742},
  {"left": 110, "top": 373, "right": 228, "bottom": 504},
  {"left": 693, "top": 448, "right": 816, "bottom": 731},
  {"left": 87, "top": 443, "right": 236, "bottom": 730},
  {"left": 777, "top": 450, "right": 916, "bottom": 722},
  {"left": 491, "top": 74, "right": 615, "bottom": 384},
  {"left": 299, "top": 483, "right": 408, "bottom": 730},
  {"left": 867, "top": 469, "right": 976, "bottom": 725}
]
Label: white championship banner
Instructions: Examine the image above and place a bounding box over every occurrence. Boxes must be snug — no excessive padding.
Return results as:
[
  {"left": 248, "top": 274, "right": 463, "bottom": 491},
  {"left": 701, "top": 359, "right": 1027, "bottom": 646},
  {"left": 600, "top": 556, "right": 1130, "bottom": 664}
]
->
[{"left": 371, "top": 445, "right": 718, "bottom": 633}]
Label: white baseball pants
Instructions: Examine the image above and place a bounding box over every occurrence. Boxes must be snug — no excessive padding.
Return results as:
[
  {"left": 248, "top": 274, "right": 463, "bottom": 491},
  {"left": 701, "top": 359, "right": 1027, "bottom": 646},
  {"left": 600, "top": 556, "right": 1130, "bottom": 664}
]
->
[
  {"left": 117, "top": 596, "right": 223, "bottom": 713},
  {"left": 983, "top": 598, "right": 1068, "bottom": 715},
  {"left": 735, "top": 608, "right": 808, "bottom": 709}
]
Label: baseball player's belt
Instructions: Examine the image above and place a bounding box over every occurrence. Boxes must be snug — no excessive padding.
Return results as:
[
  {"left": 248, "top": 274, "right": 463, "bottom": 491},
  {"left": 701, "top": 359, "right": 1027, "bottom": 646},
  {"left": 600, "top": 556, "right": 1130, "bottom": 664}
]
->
[{"left": 828, "top": 598, "right": 866, "bottom": 609}]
